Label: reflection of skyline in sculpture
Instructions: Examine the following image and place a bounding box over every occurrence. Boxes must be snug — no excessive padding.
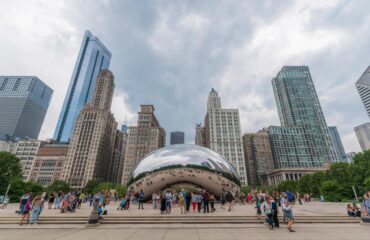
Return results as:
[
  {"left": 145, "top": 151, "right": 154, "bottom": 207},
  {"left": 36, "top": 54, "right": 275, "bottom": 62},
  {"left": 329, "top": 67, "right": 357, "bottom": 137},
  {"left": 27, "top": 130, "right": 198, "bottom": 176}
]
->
[{"left": 128, "top": 144, "right": 240, "bottom": 200}]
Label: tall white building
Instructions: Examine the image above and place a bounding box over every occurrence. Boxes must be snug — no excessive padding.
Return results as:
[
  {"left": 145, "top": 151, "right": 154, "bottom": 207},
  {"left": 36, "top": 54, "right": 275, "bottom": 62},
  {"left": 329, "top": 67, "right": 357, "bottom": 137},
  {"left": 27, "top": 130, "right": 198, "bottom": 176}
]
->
[
  {"left": 196, "top": 89, "right": 248, "bottom": 185},
  {"left": 13, "top": 140, "right": 44, "bottom": 180},
  {"left": 354, "top": 122, "right": 370, "bottom": 151}
]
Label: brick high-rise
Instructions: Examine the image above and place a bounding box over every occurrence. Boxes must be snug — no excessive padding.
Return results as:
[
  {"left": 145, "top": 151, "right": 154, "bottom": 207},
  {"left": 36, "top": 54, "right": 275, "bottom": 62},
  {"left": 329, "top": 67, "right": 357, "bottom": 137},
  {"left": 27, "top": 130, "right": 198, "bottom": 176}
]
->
[
  {"left": 121, "top": 105, "right": 165, "bottom": 185},
  {"left": 61, "top": 70, "right": 117, "bottom": 189}
]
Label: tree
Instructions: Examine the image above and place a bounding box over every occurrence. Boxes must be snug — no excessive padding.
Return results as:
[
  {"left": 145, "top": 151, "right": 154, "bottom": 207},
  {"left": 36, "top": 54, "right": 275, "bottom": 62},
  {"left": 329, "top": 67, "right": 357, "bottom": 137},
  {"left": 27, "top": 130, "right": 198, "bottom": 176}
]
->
[
  {"left": 321, "top": 180, "right": 347, "bottom": 202},
  {"left": 47, "top": 180, "right": 71, "bottom": 193},
  {"left": 0, "top": 151, "right": 22, "bottom": 193},
  {"left": 97, "top": 182, "right": 113, "bottom": 192},
  {"left": 297, "top": 174, "right": 312, "bottom": 194},
  {"left": 364, "top": 176, "right": 370, "bottom": 190},
  {"left": 115, "top": 185, "right": 127, "bottom": 196},
  {"left": 8, "top": 177, "right": 43, "bottom": 202},
  {"left": 241, "top": 186, "right": 252, "bottom": 194},
  {"left": 278, "top": 180, "right": 297, "bottom": 193},
  {"left": 84, "top": 180, "right": 99, "bottom": 194}
]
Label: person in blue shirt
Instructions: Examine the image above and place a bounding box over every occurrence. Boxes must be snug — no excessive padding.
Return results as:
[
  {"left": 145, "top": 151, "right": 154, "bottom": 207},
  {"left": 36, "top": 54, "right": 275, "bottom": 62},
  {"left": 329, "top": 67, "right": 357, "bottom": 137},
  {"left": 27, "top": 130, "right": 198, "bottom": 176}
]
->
[{"left": 138, "top": 190, "right": 144, "bottom": 210}]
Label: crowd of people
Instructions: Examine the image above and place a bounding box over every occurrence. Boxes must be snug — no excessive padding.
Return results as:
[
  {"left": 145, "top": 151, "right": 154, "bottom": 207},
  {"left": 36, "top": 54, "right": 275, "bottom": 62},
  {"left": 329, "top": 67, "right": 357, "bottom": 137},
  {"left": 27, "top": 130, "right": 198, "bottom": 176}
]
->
[{"left": 8, "top": 188, "right": 370, "bottom": 230}]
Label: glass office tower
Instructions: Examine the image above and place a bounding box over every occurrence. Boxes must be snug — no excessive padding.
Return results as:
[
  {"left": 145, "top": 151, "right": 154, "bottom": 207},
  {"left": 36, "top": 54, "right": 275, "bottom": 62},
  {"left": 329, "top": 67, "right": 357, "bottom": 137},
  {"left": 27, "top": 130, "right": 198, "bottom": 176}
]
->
[
  {"left": 0, "top": 76, "right": 53, "bottom": 139},
  {"left": 271, "top": 66, "right": 338, "bottom": 167},
  {"left": 328, "top": 126, "right": 347, "bottom": 162},
  {"left": 53, "top": 30, "right": 111, "bottom": 142}
]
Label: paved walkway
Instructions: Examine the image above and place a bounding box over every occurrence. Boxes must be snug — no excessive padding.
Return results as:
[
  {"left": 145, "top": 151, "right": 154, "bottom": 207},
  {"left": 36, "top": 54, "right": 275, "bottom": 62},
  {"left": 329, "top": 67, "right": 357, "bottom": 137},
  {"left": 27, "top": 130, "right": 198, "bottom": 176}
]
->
[
  {"left": 0, "top": 201, "right": 350, "bottom": 217},
  {"left": 0, "top": 224, "right": 369, "bottom": 240}
]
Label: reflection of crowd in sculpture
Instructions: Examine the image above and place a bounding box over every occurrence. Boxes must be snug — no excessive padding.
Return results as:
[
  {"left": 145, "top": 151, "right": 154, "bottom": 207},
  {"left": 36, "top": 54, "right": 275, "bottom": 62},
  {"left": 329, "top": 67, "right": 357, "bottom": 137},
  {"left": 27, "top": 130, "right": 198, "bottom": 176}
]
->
[{"left": 130, "top": 167, "right": 238, "bottom": 197}]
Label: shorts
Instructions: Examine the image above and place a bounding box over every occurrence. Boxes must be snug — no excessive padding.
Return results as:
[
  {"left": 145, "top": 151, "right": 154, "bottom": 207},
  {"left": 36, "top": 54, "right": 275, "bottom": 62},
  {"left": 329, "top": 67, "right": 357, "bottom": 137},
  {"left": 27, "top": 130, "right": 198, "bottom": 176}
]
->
[{"left": 285, "top": 211, "right": 294, "bottom": 220}]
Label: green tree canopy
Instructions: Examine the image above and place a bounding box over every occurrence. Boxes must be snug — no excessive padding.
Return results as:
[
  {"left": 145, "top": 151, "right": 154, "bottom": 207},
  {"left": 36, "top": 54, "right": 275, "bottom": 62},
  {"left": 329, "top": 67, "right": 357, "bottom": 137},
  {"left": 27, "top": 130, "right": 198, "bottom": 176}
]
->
[
  {"left": 0, "top": 151, "right": 22, "bottom": 193},
  {"left": 8, "top": 177, "right": 43, "bottom": 202},
  {"left": 84, "top": 180, "right": 99, "bottom": 194},
  {"left": 47, "top": 180, "right": 71, "bottom": 193}
]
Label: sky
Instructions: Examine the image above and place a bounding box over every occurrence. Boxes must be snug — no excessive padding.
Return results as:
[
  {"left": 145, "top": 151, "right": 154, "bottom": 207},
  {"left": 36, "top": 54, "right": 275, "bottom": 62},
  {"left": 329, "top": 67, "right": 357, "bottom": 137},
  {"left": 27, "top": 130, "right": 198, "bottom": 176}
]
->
[{"left": 0, "top": 0, "right": 369, "bottom": 152}]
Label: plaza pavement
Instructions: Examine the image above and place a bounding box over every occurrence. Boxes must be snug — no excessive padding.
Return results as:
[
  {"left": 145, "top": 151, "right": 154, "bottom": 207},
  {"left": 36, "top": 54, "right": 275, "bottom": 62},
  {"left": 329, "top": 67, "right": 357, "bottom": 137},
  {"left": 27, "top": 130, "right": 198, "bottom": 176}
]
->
[
  {"left": 0, "top": 201, "right": 369, "bottom": 239},
  {"left": 0, "top": 201, "right": 353, "bottom": 217}
]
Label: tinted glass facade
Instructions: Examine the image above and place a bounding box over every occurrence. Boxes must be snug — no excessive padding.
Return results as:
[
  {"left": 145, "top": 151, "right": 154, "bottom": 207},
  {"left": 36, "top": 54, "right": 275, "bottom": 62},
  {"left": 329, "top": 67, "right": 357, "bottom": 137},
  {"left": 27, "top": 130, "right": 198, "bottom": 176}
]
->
[
  {"left": 170, "top": 131, "right": 185, "bottom": 145},
  {"left": 271, "top": 66, "right": 338, "bottom": 167},
  {"left": 0, "top": 76, "right": 53, "bottom": 139},
  {"left": 328, "top": 126, "right": 347, "bottom": 162},
  {"left": 54, "top": 30, "right": 111, "bottom": 142}
]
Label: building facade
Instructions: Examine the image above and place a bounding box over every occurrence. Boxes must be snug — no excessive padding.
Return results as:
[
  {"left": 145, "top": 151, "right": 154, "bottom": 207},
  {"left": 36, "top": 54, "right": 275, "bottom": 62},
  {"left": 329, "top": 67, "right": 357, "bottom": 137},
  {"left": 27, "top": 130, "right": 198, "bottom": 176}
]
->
[
  {"left": 54, "top": 30, "right": 111, "bottom": 142},
  {"left": 196, "top": 89, "right": 248, "bottom": 185},
  {"left": 355, "top": 65, "right": 370, "bottom": 118},
  {"left": 170, "top": 131, "right": 185, "bottom": 145},
  {"left": 28, "top": 143, "right": 68, "bottom": 186},
  {"left": 61, "top": 70, "right": 117, "bottom": 189},
  {"left": 0, "top": 76, "right": 53, "bottom": 139},
  {"left": 0, "top": 134, "right": 17, "bottom": 152},
  {"left": 242, "top": 130, "right": 274, "bottom": 186},
  {"left": 354, "top": 122, "right": 370, "bottom": 151},
  {"left": 272, "top": 66, "right": 338, "bottom": 165},
  {"left": 121, "top": 105, "right": 166, "bottom": 185},
  {"left": 109, "top": 129, "right": 128, "bottom": 184},
  {"left": 328, "top": 126, "right": 347, "bottom": 162},
  {"left": 13, "top": 140, "right": 44, "bottom": 180},
  {"left": 195, "top": 123, "right": 206, "bottom": 147}
]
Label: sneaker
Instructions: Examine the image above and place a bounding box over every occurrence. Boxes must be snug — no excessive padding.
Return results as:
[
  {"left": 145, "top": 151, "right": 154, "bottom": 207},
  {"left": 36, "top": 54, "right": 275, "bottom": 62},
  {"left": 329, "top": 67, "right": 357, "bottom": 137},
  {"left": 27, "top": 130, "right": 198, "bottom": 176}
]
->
[{"left": 290, "top": 229, "right": 295, "bottom": 232}]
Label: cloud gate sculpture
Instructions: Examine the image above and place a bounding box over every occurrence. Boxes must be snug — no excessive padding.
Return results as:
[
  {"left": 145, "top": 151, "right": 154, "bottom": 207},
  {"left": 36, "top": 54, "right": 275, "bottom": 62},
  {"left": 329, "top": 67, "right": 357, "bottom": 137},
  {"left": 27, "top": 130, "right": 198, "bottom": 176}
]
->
[{"left": 127, "top": 144, "right": 241, "bottom": 200}]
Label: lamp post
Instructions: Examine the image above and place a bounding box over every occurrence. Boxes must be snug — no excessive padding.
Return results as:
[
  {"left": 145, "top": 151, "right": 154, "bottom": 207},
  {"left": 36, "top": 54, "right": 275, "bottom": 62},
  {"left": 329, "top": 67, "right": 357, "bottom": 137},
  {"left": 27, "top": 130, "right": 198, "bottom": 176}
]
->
[{"left": 88, "top": 197, "right": 99, "bottom": 224}]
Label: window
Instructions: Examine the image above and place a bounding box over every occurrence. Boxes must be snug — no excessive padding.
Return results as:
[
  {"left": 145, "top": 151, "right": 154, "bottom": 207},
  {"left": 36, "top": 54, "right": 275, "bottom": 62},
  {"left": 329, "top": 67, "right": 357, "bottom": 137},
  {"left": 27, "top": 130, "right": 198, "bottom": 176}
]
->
[
  {"left": 0, "top": 78, "right": 8, "bottom": 90},
  {"left": 13, "top": 78, "right": 21, "bottom": 91}
]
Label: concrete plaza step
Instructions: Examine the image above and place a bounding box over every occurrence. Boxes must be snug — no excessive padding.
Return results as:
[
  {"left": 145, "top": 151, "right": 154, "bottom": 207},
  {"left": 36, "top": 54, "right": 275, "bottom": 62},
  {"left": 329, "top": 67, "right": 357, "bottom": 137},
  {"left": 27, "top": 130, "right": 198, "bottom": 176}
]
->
[{"left": 0, "top": 215, "right": 362, "bottom": 225}]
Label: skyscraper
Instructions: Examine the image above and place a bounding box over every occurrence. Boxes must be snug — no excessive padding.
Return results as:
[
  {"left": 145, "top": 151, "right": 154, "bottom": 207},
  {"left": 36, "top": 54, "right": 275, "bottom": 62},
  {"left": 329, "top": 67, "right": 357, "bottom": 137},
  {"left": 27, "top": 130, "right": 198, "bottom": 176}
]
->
[
  {"left": 354, "top": 122, "right": 370, "bottom": 151},
  {"left": 195, "top": 123, "right": 206, "bottom": 147},
  {"left": 54, "top": 30, "right": 111, "bottom": 142},
  {"left": 61, "top": 70, "right": 117, "bottom": 189},
  {"left": 242, "top": 130, "right": 274, "bottom": 186},
  {"left": 0, "top": 76, "right": 53, "bottom": 139},
  {"left": 170, "top": 131, "right": 185, "bottom": 145},
  {"left": 355, "top": 66, "right": 370, "bottom": 118},
  {"left": 121, "top": 105, "right": 166, "bottom": 185},
  {"left": 328, "top": 126, "right": 347, "bottom": 162},
  {"left": 196, "top": 89, "right": 248, "bottom": 185},
  {"left": 272, "top": 66, "right": 338, "bottom": 164},
  {"left": 109, "top": 129, "right": 128, "bottom": 184}
]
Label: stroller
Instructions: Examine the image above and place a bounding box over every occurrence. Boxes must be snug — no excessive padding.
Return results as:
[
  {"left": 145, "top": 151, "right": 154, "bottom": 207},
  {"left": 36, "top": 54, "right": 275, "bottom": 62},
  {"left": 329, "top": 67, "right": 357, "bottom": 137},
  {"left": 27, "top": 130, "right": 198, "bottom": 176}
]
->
[{"left": 66, "top": 198, "right": 78, "bottom": 212}]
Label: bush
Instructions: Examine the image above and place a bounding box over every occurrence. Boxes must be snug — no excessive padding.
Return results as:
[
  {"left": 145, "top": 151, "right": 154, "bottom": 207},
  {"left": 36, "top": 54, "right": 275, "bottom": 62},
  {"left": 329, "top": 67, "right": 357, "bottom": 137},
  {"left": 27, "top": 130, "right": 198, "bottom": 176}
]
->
[
  {"left": 84, "top": 180, "right": 99, "bottom": 194},
  {"left": 8, "top": 177, "right": 43, "bottom": 203}
]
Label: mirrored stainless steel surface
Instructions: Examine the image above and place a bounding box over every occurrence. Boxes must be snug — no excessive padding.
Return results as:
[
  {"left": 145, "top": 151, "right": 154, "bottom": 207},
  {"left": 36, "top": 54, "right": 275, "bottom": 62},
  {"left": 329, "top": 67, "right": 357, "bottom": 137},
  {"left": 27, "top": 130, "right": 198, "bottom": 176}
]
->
[{"left": 128, "top": 144, "right": 241, "bottom": 199}]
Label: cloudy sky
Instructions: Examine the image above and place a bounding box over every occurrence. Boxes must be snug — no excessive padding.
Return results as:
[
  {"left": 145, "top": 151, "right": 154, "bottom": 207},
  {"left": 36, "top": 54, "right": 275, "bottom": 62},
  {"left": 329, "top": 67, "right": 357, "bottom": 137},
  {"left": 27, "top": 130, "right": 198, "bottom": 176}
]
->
[{"left": 0, "top": 0, "right": 369, "bottom": 152}]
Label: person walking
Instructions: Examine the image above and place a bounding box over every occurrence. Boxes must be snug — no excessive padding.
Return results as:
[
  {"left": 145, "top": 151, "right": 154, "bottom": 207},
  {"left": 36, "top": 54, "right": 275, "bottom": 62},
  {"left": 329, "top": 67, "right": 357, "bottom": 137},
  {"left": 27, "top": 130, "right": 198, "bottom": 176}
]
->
[
  {"left": 281, "top": 194, "right": 287, "bottom": 224},
  {"left": 30, "top": 195, "right": 42, "bottom": 224},
  {"left": 1, "top": 195, "right": 9, "bottom": 209},
  {"left": 185, "top": 191, "right": 191, "bottom": 213},
  {"left": 48, "top": 192, "right": 55, "bottom": 209},
  {"left": 138, "top": 190, "right": 144, "bottom": 210},
  {"left": 165, "top": 190, "right": 173, "bottom": 214},
  {"left": 203, "top": 190, "right": 210, "bottom": 213},
  {"left": 262, "top": 196, "right": 274, "bottom": 230},
  {"left": 19, "top": 197, "right": 32, "bottom": 225},
  {"left": 285, "top": 200, "right": 295, "bottom": 232},
  {"left": 125, "top": 190, "right": 131, "bottom": 210}
]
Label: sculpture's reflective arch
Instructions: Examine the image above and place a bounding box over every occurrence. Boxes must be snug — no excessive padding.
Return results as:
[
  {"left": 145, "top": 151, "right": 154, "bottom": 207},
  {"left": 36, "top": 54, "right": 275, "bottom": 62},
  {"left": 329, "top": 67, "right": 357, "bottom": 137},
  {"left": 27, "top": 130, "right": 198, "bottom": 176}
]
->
[{"left": 127, "top": 144, "right": 241, "bottom": 200}]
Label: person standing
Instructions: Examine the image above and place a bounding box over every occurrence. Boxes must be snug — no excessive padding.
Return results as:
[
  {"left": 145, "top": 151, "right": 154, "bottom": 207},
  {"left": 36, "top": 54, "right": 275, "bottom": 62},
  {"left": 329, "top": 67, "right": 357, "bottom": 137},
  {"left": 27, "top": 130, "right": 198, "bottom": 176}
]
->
[
  {"left": 191, "top": 192, "right": 198, "bottom": 212},
  {"left": 125, "top": 190, "right": 132, "bottom": 210},
  {"left": 197, "top": 192, "right": 203, "bottom": 213},
  {"left": 203, "top": 191, "right": 210, "bottom": 213},
  {"left": 271, "top": 197, "right": 279, "bottom": 228},
  {"left": 226, "top": 190, "right": 234, "bottom": 212},
  {"left": 138, "top": 190, "right": 144, "bottom": 210},
  {"left": 185, "top": 191, "right": 191, "bottom": 213},
  {"left": 152, "top": 192, "right": 158, "bottom": 209},
  {"left": 1, "top": 195, "right": 9, "bottom": 209},
  {"left": 165, "top": 190, "right": 173, "bottom": 214},
  {"left": 179, "top": 193, "right": 185, "bottom": 214},
  {"left": 210, "top": 193, "right": 216, "bottom": 212}
]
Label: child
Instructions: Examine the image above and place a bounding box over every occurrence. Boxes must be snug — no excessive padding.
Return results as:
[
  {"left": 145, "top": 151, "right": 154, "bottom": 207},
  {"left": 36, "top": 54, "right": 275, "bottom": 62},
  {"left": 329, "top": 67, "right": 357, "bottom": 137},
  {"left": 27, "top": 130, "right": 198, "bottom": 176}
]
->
[{"left": 118, "top": 198, "right": 126, "bottom": 210}]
